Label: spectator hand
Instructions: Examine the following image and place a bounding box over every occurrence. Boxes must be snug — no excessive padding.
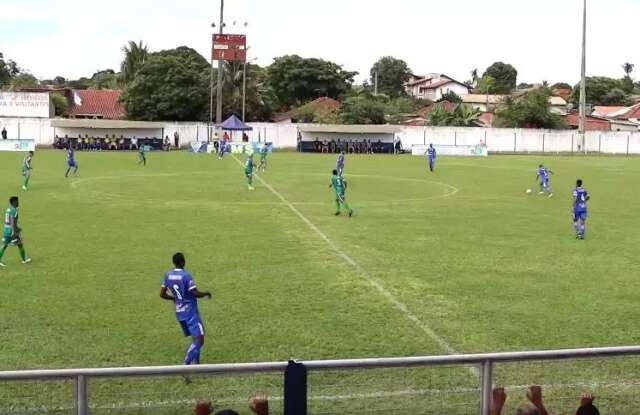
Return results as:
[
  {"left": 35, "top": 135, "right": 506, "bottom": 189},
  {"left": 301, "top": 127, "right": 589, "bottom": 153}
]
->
[
  {"left": 491, "top": 387, "right": 507, "bottom": 415},
  {"left": 580, "top": 394, "right": 595, "bottom": 406},
  {"left": 249, "top": 395, "right": 269, "bottom": 415},
  {"left": 194, "top": 400, "right": 214, "bottom": 415}
]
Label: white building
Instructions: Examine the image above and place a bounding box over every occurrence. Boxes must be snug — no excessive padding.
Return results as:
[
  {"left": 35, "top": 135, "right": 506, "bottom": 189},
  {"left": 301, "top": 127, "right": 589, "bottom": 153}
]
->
[
  {"left": 405, "top": 74, "right": 471, "bottom": 101},
  {"left": 461, "top": 94, "right": 568, "bottom": 114}
]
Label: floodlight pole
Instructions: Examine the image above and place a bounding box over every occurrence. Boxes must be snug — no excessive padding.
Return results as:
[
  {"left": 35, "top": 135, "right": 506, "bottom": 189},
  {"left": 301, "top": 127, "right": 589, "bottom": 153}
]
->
[
  {"left": 215, "top": 0, "right": 225, "bottom": 138},
  {"left": 579, "top": 0, "right": 587, "bottom": 154}
]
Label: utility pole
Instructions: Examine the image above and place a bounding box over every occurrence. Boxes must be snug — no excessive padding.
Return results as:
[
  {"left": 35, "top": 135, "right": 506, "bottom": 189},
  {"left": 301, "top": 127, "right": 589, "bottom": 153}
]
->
[
  {"left": 374, "top": 70, "right": 378, "bottom": 95},
  {"left": 215, "top": 0, "right": 225, "bottom": 137},
  {"left": 579, "top": 0, "right": 587, "bottom": 154}
]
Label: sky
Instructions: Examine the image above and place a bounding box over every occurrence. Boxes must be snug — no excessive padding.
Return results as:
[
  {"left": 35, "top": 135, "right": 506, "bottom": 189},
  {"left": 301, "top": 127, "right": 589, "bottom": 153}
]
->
[{"left": 1, "top": 0, "right": 639, "bottom": 86}]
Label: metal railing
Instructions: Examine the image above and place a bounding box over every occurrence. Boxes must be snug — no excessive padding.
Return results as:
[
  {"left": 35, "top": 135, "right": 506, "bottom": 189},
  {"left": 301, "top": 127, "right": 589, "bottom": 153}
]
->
[{"left": 2, "top": 345, "right": 640, "bottom": 415}]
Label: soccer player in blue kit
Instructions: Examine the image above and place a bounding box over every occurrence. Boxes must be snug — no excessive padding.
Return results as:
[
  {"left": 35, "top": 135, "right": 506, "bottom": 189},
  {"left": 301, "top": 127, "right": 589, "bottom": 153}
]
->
[
  {"left": 426, "top": 144, "right": 436, "bottom": 172},
  {"left": 160, "top": 253, "right": 212, "bottom": 368},
  {"left": 65, "top": 146, "right": 79, "bottom": 177},
  {"left": 536, "top": 164, "right": 554, "bottom": 197},
  {"left": 572, "top": 179, "right": 590, "bottom": 240}
]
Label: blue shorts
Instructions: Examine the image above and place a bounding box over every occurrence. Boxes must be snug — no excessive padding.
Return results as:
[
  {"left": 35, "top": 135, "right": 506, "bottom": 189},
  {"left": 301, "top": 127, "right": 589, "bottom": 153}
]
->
[
  {"left": 68, "top": 160, "right": 77, "bottom": 167},
  {"left": 574, "top": 211, "right": 588, "bottom": 222},
  {"left": 178, "top": 314, "right": 205, "bottom": 337}
]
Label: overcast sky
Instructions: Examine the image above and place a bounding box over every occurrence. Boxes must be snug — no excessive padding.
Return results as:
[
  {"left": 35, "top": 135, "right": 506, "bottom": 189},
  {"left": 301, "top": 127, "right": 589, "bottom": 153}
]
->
[{"left": 1, "top": 0, "right": 638, "bottom": 86}]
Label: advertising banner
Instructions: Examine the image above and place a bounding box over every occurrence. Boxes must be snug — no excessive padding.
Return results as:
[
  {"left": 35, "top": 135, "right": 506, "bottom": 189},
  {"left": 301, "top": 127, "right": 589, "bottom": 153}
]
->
[
  {"left": 0, "top": 92, "right": 51, "bottom": 118},
  {"left": 0, "top": 139, "right": 36, "bottom": 152},
  {"left": 412, "top": 144, "right": 488, "bottom": 157}
]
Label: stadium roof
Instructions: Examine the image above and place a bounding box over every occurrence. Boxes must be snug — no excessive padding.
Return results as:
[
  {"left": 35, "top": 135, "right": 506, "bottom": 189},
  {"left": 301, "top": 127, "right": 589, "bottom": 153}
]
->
[
  {"left": 297, "top": 124, "right": 402, "bottom": 134},
  {"left": 67, "top": 89, "right": 125, "bottom": 120},
  {"left": 50, "top": 119, "right": 165, "bottom": 129}
]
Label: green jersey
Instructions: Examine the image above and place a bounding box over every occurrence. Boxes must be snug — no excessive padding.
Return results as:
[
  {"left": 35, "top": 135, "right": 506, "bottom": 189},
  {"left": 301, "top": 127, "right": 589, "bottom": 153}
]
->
[
  {"left": 22, "top": 154, "right": 32, "bottom": 172},
  {"left": 245, "top": 158, "right": 255, "bottom": 175},
  {"left": 260, "top": 147, "right": 268, "bottom": 160},
  {"left": 3, "top": 206, "right": 17, "bottom": 236},
  {"left": 331, "top": 175, "right": 346, "bottom": 194}
]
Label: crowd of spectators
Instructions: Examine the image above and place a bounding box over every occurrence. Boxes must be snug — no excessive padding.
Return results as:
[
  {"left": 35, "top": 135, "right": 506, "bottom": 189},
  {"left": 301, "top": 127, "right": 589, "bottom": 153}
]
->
[
  {"left": 194, "top": 395, "right": 269, "bottom": 415},
  {"left": 311, "top": 138, "right": 388, "bottom": 154},
  {"left": 492, "top": 386, "right": 600, "bottom": 415},
  {"left": 53, "top": 134, "right": 176, "bottom": 151}
]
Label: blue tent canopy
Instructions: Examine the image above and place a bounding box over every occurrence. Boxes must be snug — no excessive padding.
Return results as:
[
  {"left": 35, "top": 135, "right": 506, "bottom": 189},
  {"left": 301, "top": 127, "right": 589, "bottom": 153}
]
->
[{"left": 219, "top": 114, "right": 252, "bottom": 131}]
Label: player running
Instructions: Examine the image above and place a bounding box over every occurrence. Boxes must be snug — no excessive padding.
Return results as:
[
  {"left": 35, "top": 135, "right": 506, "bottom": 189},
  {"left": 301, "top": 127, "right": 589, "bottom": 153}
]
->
[
  {"left": 257, "top": 144, "right": 269, "bottom": 172},
  {"left": 572, "top": 179, "right": 590, "bottom": 240},
  {"left": 22, "top": 151, "right": 33, "bottom": 190},
  {"left": 160, "top": 253, "right": 212, "bottom": 370},
  {"left": 65, "top": 147, "right": 79, "bottom": 177},
  {"left": 536, "top": 164, "right": 554, "bottom": 197},
  {"left": 336, "top": 151, "right": 345, "bottom": 176},
  {"left": 330, "top": 169, "right": 353, "bottom": 217},
  {"left": 426, "top": 144, "right": 436, "bottom": 172},
  {"left": 138, "top": 145, "right": 147, "bottom": 166},
  {"left": 0, "top": 196, "right": 31, "bottom": 267},
  {"left": 245, "top": 154, "right": 255, "bottom": 190}
]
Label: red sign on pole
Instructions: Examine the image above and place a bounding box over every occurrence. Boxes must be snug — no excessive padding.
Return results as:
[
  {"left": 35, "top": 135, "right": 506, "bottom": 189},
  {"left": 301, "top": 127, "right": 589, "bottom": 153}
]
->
[{"left": 212, "top": 34, "right": 247, "bottom": 62}]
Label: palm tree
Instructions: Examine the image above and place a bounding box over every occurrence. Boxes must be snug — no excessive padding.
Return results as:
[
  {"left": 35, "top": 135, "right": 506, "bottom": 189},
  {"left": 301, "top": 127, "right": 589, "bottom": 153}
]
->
[
  {"left": 121, "top": 41, "right": 149, "bottom": 86},
  {"left": 470, "top": 68, "right": 479, "bottom": 86},
  {"left": 477, "top": 75, "right": 496, "bottom": 112},
  {"left": 622, "top": 62, "right": 635, "bottom": 79},
  {"left": 451, "top": 104, "right": 481, "bottom": 127}
]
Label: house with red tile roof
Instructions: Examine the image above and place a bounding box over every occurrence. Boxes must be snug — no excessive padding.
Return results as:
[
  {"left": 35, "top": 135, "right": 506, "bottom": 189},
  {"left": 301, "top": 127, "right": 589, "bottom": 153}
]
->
[
  {"left": 67, "top": 89, "right": 124, "bottom": 120},
  {"left": 565, "top": 113, "right": 611, "bottom": 131},
  {"left": 405, "top": 74, "right": 471, "bottom": 101}
]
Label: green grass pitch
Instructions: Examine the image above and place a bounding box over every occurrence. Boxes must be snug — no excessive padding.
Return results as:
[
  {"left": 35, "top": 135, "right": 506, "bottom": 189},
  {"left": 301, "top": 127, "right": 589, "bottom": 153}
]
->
[{"left": 1, "top": 150, "right": 639, "bottom": 414}]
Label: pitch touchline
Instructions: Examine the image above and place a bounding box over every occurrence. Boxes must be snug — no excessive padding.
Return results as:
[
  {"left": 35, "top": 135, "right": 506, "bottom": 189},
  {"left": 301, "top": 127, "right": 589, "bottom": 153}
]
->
[{"left": 231, "top": 157, "right": 465, "bottom": 365}]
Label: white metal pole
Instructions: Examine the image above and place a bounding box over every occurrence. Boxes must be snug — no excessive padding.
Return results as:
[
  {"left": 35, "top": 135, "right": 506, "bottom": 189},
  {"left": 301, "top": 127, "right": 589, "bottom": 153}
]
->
[{"left": 579, "top": 0, "right": 587, "bottom": 154}]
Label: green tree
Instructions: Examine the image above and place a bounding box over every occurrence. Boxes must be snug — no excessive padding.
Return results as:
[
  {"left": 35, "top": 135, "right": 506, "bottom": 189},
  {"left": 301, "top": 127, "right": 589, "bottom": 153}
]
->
[
  {"left": 121, "top": 41, "right": 149, "bottom": 86},
  {"left": 552, "top": 82, "right": 572, "bottom": 90},
  {"left": 9, "top": 73, "right": 38, "bottom": 90},
  {"left": 622, "top": 62, "right": 635, "bottom": 93},
  {"left": 429, "top": 103, "right": 480, "bottom": 127},
  {"left": 495, "top": 88, "right": 566, "bottom": 129},
  {"left": 294, "top": 100, "right": 340, "bottom": 124},
  {"left": 437, "top": 91, "right": 462, "bottom": 103},
  {"left": 483, "top": 62, "right": 517, "bottom": 94},
  {"left": 0, "top": 52, "right": 20, "bottom": 89},
  {"left": 121, "top": 46, "right": 209, "bottom": 121},
  {"left": 267, "top": 55, "right": 356, "bottom": 108},
  {"left": 339, "top": 96, "right": 386, "bottom": 124},
  {"left": 51, "top": 94, "right": 69, "bottom": 116},
  {"left": 571, "top": 77, "right": 632, "bottom": 106},
  {"left": 221, "top": 62, "right": 277, "bottom": 121},
  {"left": 89, "top": 69, "right": 119, "bottom": 89},
  {"left": 370, "top": 56, "right": 412, "bottom": 98},
  {"left": 477, "top": 75, "right": 496, "bottom": 110}
]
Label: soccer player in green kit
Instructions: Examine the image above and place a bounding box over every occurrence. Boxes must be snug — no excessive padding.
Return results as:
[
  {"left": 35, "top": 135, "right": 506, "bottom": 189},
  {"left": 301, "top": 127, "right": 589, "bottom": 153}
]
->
[
  {"left": 0, "top": 196, "right": 31, "bottom": 267},
  {"left": 245, "top": 154, "right": 255, "bottom": 190},
  {"left": 22, "top": 151, "right": 33, "bottom": 190},
  {"left": 257, "top": 144, "right": 268, "bottom": 172},
  {"left": 138, "top": 145, "right": 147, "bottom": 166},
  {"left": 330, "top": 169, "right": 353, "bottom": 217}
]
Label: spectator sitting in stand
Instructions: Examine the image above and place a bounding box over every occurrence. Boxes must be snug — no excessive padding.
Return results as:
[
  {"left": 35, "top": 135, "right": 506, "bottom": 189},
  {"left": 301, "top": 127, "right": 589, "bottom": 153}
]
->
[{"left": 1, "top": 126, "right": 7, "bottom": 140}]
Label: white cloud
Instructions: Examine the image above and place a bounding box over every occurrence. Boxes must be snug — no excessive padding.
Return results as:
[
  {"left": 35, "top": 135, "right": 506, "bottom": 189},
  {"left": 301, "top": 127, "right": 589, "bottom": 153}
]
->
[{"left": 1, "top": 0, "right": 639, "bottom": 85}]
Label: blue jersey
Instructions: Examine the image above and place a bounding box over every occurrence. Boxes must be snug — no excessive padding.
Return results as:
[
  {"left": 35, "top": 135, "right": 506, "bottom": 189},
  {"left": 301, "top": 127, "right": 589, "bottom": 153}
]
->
[
  {"left": 162, "top": 269, "right": 199, "bottom": 321},
  {"left": 337, "top": 154, "right": 345, "bottom": 168},
  {"left": 427, "top": 147, "right": 436, "bottom": 160},
  {"left": 573, "top": 187, "right": 589, "bottom": 212},
  {"left": 67, "top": 149, "right": 75, "bottom": 163},
  {"left": 538, "top": 167, "right": 550, "bottom": 182}
]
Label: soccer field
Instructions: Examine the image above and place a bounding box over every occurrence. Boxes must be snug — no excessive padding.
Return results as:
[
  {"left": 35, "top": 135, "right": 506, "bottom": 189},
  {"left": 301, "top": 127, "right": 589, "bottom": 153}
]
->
[{"left": 1, "top": 150, "right": 640, "bottom": 414}]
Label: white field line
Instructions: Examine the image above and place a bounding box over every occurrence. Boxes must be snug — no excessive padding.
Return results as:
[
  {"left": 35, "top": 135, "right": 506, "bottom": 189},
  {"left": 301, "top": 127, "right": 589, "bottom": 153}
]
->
[
  {"left": 4, "top": 380, "right": 639, "bottom": 412},
  {"left": 232, "top": 157, "right": 463, "bottom": 360}
]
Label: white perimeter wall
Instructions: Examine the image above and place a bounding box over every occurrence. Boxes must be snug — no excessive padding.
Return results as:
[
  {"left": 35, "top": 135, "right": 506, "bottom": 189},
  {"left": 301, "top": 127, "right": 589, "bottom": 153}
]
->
[{"left": 3, "top": 117, "right": 640, "bottom": 155}]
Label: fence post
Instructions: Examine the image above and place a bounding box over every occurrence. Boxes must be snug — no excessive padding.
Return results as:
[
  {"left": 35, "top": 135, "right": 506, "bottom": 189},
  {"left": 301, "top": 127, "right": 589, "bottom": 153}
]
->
[
  {"left": 542, "top": 132, "right": 545, "bottom": 153},
  {"left": 627, "top": 134, "right": 631, "bottom": 156},
  {"left": 598, "top": 134, "right": 602, "bottom": 153},
  {"left": 513, "top": 132, "right": 517, "bottom": 153},
  {"left": 571, "top": 134, "right": 574, "bottom": 154},
  {"left": 484, "top": 130, "right": 487, "bottom": 147},
  {"left": 76, "top": 375, "right": 88, "bottom": 415},
  {"left": 480, "top": 360, "right": 493, "bottom": 415},
  {"left": 284, "top": 360, "right": 307, "bottom": 415},
  {"left": 454, "top": 131, "right": 457, "bottom": 146}
]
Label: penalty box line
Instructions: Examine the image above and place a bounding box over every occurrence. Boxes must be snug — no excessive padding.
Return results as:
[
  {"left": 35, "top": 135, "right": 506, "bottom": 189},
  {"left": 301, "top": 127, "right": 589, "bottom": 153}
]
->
[{"left": 232, "top": 156, "right": 469, "bottom": 371}]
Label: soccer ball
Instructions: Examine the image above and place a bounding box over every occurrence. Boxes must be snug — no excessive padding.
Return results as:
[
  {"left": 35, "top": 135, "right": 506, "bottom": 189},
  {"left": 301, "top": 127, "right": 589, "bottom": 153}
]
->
[{"left": 526, "top": 189, "right": 533, "bottom": 194}]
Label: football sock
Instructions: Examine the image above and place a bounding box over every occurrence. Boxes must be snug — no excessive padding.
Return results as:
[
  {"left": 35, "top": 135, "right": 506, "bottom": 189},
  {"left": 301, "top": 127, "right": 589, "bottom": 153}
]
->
[
  {"left": 0, "top": 244, "right": 7, "bottom": 260},
  {"left": 18, "top": 246, "right": 26, "bottom": 261},
  {"left": 184, "top": 340, "right": 202, "bottom": 365},
  {"left": 24, "top": 177, "right": 30, "bottom": 188}
]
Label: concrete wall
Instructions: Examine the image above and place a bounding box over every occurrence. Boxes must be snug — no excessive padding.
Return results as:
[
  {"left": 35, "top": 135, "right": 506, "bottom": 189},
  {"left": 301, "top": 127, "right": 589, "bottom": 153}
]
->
[{"left": 2, "top": 116, "right": 640, "bottom": 155}]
